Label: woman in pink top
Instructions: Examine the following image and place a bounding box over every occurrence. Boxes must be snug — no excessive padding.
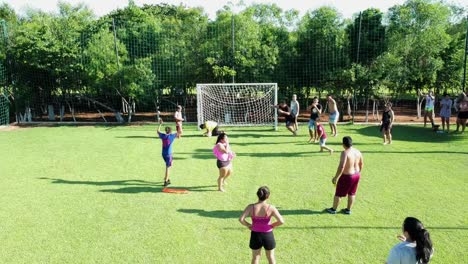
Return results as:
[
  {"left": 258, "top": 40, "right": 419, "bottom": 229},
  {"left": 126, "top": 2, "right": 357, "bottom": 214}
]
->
[
  {"left": 239, "top": 186, "right": 285, "bottom": 264},
  {"left": 213, "top": 133, "right": 235, "bottom": 192}
]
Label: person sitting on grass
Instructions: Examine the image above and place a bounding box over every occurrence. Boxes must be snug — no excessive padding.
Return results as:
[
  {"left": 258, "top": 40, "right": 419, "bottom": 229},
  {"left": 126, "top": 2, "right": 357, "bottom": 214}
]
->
[
  {"left": 157, "top": 118, "right": 180, "bottom": 187},
  {"left": 386, "top": 217, "right": 433, "bottom": 264},
  {"left": 239, "top": 186, "right": 285, "bottom": 264},
  {"left": 200, "top": 120, "right": 220, "bottom": 137},
  {"left": 316, "top": 118, "right": 333, "bottom": 154}
]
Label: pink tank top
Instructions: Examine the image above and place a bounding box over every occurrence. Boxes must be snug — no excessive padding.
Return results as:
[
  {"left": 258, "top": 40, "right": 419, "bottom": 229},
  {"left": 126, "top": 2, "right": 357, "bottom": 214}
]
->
[
  {"left": 251, "top": 205, "right": 273, "bottom": 233},
  {"left": 213, "top": 143, "right": 229, "bottom": 161}
]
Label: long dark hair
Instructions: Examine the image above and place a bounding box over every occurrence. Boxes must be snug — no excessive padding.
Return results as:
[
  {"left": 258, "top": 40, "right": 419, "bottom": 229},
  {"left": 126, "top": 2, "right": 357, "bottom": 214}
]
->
[
  {"left": 216, "top": 132, "right": 226, "bottom": 144},
  {"left": 403, "top": 217, "right": 433, "bottom": 263},
  {"left": 256, "top": 186, "right": 270, "bottom": 201}
]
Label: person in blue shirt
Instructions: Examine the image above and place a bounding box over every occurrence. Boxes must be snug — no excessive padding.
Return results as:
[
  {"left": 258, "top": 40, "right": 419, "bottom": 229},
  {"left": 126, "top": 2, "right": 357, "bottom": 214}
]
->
[{"left": 157, "top": 118, "right": 179, "bottom": 187}]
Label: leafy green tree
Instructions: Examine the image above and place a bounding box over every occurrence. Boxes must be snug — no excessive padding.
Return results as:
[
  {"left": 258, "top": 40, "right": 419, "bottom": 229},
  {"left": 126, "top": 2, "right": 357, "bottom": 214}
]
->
[
  {"left": 296, "top": 7, "right": 347, "bottom": 98},
  {"left": 385, "top": 0, "right": 451, "bottom": 93}
]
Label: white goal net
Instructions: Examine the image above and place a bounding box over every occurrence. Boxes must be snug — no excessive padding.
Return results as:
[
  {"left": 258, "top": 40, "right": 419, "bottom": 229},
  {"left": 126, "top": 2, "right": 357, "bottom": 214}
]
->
[{"left": 197, "top": 83, "right": 278, "bottom": 129}]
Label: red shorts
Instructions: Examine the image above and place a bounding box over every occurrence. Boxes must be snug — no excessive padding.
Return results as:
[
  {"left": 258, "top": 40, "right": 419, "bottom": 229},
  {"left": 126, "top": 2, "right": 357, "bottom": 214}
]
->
[{"left": 335, "top": 172, "right": 360, "bottom": 197}]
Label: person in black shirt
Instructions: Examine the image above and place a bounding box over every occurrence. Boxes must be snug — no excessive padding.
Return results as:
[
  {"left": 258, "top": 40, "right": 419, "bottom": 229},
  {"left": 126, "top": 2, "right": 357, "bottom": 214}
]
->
[
  {"left": 380, "top": 103, "right": 394, "bottom": 145},
  {"left": 273, "top": 101, "right": 297, "bottom": 135},
  {"left": 307, "top": 97, "right": 322, "bottom": 143}
]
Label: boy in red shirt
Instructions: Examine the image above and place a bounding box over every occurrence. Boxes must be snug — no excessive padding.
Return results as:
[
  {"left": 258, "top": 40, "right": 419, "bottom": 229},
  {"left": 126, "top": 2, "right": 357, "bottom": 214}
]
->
[{"left": 316, "top": 118, "right": 333, "bottom": 154}]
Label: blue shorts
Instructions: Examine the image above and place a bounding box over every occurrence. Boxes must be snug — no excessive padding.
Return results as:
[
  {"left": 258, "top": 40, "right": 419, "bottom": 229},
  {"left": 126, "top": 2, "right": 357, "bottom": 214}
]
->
[
  {"left": 162, "top": 154, "right": 173, "bottom": 167},
  {"left": 308, "top": 120, "right": 316, "bottom": 129},
  {"left": 329, "top": 112, "right": 339, "bottom": 124}
]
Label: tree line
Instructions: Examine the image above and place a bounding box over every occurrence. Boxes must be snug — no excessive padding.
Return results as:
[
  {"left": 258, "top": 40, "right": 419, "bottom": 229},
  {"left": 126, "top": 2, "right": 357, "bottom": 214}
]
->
[{"left": 0, "top": 0, "right": 466, "bottom": 120}]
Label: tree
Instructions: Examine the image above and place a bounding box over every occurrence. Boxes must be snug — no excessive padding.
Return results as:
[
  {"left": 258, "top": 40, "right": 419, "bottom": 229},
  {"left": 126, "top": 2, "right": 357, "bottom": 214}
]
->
[
  {"left": 385, "top": 0, "right": 451, "bottom": 93},
  {"left": 296, "top": 7, "right": 347, "bottom": 98}
]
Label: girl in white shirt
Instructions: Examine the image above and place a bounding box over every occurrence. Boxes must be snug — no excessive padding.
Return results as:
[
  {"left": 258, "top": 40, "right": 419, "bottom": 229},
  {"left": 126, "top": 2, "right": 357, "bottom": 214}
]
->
[{"left": 387, "top": 217, "right": 433, "bottom": 264}]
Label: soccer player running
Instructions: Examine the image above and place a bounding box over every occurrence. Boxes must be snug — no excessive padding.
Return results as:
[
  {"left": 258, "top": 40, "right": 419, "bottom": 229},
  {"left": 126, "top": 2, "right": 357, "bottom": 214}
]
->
[
  {"left": 327, "top": 94, "right": 339, "bottom": 137},
  {"left": 380, "top": 103, "right": 395, "bottom": 145},
  {"left": 290, "top": 94, "right": 300, "bottom": 132},
  {"left": 157, "top": 118, "right": 180, "bottom": 187},
  {"left": 326, "top": 136, "right": 363, "bottom": 215},
  {"left": 174, "top": 105, "right": 184, "bottom": 138},
  {"left": 307, "top": 97, "right": 322, "bottom": 143},
  {"left": 316, "top": 118, "right": 333, "bottom": 154}
]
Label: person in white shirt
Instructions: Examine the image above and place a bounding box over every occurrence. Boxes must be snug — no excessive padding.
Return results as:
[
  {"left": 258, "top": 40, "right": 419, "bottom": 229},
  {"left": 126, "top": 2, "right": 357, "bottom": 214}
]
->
[
  {"left": 423, "top": 91, "right": 435, "bottom": 128},
  {"left": 439, "top": 93, "right": 452, "bottom": 133},
  {"left": 386, "top": 217, "right": 433, "bottom": 264},
  {"left": 290, "top": 94, "right": 300, "bottom": 132}
]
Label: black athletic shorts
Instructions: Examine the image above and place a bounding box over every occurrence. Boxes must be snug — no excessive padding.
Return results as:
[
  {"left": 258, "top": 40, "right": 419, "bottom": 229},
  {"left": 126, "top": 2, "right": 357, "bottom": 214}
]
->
[
  {"left": 458, "top": 111, "right": 468, "bottom": 119},
  {"left": 380, "top": 122, "right": 391, "bottom": 132},
  {"left": 249, "top": 231, "right": 276, "bottom": 250},
  {"left": 217, "top": 160, "right": 231, "bottom": 169}
]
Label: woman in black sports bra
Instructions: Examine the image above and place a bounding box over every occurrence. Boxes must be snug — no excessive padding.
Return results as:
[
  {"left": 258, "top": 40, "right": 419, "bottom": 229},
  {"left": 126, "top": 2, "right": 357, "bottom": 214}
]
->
[{"left": 380, "top": 103, "right": 394, "bottom": 145}]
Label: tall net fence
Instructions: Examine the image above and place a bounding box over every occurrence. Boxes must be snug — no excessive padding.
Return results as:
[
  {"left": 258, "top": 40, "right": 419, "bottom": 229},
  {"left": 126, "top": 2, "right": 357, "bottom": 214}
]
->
[{"left": 0, "top": 3, "right": 466, "bottom": 125}]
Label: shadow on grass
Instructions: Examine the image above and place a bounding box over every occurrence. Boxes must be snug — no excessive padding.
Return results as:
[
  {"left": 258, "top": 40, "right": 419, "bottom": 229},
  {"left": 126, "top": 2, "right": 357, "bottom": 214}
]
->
[
  {"left": 183, "top": 151, "right": 327, "bottom": 160},
  {"left": 178, "top": 209, "right": 326, "bottom": 219},
  {"left": 224, "top": 226, "right": 468, "bottom": 231},
  {"left": 363, "top": 150, "right": 468, "bottom": 155},
  {"left": 356, "top": 125, "right": 467, "bottom": 143},
  {"left": 39, "top": 177, "right": 217, "bottom": 194},
  {"left": 39, "top": 177, "right": 159, "bottom": 186},
  {"left": 116, "top": 134, "right": 202, "bottom": 139},
  {"left": 100, "top": 185, "right": 217, "bottom": 194}
]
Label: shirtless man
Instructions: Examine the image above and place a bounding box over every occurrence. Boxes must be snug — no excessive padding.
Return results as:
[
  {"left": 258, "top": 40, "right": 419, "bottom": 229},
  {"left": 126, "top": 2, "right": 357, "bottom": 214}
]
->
[
  {"left": 326, "top": 136, "right": 363, "bottom": 215},
  {"left": 174, "top": 105, "right": 184, "bottom": 138},
  {"left": 327, "top": 95, "right": 339, "bottom": 137}
]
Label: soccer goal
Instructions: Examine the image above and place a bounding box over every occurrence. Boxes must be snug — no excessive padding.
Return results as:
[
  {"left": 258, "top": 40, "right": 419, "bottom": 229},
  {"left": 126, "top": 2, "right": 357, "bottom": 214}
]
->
[{"left": 196, "top": 83, "right": 278, "bottom": 130}]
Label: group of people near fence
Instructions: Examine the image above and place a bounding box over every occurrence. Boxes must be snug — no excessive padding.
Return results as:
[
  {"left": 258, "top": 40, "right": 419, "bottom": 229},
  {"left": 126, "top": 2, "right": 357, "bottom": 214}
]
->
[
  {"left": 153, "top": 94, "right": 450, "bottom": 263},
  {"left": 422, "top": 90, "right": 468, "bottom": 133}
]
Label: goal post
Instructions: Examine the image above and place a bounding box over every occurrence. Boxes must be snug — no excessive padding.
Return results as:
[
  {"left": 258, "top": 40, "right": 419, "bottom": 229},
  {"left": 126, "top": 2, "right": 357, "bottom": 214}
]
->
[{"left": 197, "top": 83, "right": 278, "bottom": 130}]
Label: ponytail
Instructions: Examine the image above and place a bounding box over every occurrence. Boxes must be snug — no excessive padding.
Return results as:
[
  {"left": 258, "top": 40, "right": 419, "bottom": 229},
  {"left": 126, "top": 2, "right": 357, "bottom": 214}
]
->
[
  {"left": 415, "top": 228, "right": 433, "bottom": 264},
  {"left": 403, "top": 217, "right": 433, "bottom": 264}
]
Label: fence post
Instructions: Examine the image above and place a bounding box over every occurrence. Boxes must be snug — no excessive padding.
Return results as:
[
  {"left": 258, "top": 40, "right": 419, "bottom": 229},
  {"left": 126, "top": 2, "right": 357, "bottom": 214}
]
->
[
  {"left": 462, "top": 15, "right": 468, "bottom": 93},
  {"left": 231, "top": 14, "right": 235, "bottom": 84},
  {"left": 353, "top": 12, "right": 363, "bottom": 124}
]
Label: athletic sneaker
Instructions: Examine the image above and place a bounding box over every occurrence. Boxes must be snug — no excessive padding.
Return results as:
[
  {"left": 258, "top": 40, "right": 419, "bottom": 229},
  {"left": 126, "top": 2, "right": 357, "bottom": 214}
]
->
[
  {"left": 326, "top": 208, "right": 337, "bottom": 214},
  {"left": 164, "top": 180, "right": 171, "bottom": 187},
  {"left": 341, "top": 208, "right": 351, "bottom": 215}
]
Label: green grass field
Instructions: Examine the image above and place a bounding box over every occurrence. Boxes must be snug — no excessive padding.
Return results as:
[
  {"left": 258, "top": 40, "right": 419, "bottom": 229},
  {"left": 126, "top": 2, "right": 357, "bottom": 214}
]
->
[{"left": 1, "top": 124, "right": 467, "bottom": 263}]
